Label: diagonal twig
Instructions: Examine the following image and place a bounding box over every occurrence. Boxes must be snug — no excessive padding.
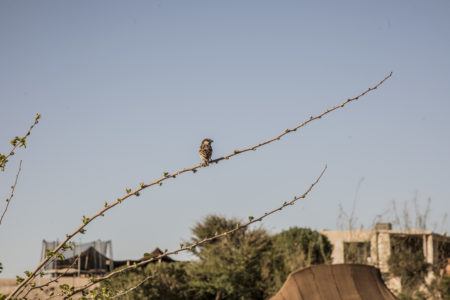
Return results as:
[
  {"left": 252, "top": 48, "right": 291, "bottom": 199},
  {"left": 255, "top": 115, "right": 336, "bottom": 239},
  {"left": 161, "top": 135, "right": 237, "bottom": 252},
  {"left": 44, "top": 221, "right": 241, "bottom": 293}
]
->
[
  {"left": 0, "top": 160, "right": 22, "bottom": 225},
  {"left": 66, "top": 165, "right": 327, "bottom": 298},
  {"left": 21, "top": 256, "right": 80, "bottom": 299},
  {"left": 109, "top": 275, "right": 153, "bottom": 299},
  {"left": 8, "top": 72, "right": 392, "bottom": 299},
  {"left": 0, "top": 114, "right": 40, "bottom": 172}
]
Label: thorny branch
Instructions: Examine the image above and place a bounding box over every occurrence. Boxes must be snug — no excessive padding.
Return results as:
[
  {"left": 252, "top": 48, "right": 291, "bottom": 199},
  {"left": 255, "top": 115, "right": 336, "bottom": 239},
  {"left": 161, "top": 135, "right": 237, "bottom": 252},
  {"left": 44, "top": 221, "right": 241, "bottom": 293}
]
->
[
  {"left": 0, "top": 113, "right": 41, "bottom": 172},
  {"left": 67, "top": 165, "right": 327, "bottom": 298},
  {"left": 8, "top": 72, "right": 392, "bottom": 299},
  {"left": 0, "top": 160, "right": 22, "bottom": 225}
]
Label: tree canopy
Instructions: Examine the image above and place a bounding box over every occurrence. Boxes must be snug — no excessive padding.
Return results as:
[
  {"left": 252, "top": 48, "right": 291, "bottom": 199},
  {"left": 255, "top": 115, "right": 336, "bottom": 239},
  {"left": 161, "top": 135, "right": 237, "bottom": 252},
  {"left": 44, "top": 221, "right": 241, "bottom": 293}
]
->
[{"left": 102, "top": 215, "right": 333, "bottom": 300}]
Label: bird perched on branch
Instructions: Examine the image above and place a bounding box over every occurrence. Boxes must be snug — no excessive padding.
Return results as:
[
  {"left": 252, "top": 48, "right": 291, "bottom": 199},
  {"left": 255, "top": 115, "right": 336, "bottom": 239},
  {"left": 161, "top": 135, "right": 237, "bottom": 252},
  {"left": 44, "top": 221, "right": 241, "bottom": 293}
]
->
[{"left": 199, "top": 138, "right": 213, "bottom": 166}]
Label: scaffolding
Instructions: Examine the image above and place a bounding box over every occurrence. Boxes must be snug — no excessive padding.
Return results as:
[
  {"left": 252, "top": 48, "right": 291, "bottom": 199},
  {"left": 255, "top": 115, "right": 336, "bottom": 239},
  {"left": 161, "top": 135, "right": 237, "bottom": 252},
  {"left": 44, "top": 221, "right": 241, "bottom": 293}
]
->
[{"left": 40, "top": 240, "right": 113, "bottom": 277}]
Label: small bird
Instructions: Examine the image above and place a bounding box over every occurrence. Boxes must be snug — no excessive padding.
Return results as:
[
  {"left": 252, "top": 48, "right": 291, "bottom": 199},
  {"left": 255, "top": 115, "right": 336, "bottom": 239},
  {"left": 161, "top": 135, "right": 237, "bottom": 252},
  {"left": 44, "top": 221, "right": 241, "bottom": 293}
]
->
[{"left": 199, "top": 138, "right": 213, "bottom": 166}]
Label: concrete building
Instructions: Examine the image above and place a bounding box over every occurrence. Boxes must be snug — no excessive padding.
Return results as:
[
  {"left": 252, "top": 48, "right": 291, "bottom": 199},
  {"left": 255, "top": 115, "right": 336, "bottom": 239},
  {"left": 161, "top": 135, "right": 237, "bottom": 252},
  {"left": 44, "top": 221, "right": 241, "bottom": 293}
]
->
[
  {"left": 321, "top": 223, "right": 450, "bottom": 293},
  {"left": 322, "top": 223, "right": 450, "bottom": 273}
]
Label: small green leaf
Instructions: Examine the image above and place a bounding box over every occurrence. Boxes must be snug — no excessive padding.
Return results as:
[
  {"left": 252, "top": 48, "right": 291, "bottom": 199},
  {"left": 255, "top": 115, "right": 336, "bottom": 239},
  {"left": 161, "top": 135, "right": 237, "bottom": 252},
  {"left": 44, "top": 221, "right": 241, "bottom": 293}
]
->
[
  {"left": 19, "top": 137, "right": 27, "bottom": 148},
  {"left": 10, "top": 137, "right": 19, "bottom": 146},
  {"left": 46, "top": 249, "right": 54, "bottom": 257},
  {"left": 16, "top": 275, "right": 24, "bottom": 284},
  {"left": 248, "top": 216, "right": 254, "bottom": 221},
  {"left": 82, "top": 216, "right": 90, "bottom": 224},
  {"left": 163, "top": 172, "right": 169, "bottom": 177},
  {"left": 104, "top": 201, "right": 108, "bottom": 207},
  {"left": 158, "top": 182, "right": 163, "bottom": 186},
  {"left": 125, "top": 188, "right": 131, "bottom": 194}
]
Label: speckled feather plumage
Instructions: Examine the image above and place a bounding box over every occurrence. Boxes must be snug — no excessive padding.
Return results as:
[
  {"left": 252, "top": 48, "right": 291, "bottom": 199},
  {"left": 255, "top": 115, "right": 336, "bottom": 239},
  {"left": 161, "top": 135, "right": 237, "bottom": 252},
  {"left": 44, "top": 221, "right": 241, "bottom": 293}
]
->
[{"left": 199, "top": 138, "right": 213, "bottom": 166}]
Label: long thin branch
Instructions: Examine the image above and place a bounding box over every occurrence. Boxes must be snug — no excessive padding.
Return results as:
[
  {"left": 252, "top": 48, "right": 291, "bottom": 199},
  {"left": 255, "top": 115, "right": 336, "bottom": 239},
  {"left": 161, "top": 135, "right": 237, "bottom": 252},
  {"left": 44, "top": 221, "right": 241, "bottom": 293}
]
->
[
  {"left": 0, "top": 160, "right": 22, "bottom": 225},
  {"left": 0, "top": 114, "right": 40, "bottom": 171},
  {"left": 8, "top": 73, "right": 391, "bottom": 299},
  {"left": 109, "top": 275, "right": 153, "bottom": 299},
  {"left": 67, "top": 165, "right": 327, "bottom": 298}
]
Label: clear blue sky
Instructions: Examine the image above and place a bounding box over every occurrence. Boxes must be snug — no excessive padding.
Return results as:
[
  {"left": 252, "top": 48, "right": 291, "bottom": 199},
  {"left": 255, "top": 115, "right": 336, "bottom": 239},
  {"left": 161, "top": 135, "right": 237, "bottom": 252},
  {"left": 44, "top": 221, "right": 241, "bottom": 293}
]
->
[{"left": 1, "top": 1, "right": 449, "bottom": 278}]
